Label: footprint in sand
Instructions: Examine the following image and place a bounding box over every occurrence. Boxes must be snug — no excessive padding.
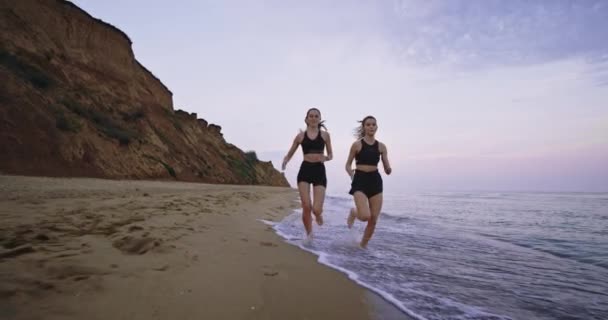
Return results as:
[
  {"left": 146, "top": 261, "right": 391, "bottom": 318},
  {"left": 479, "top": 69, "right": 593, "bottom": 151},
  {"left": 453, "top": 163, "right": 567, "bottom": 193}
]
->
[
  {"left": 153, "top": 265, "right": 169, "bottom": 271},
  {"left": 34, "top": 280, "right": 56, "bottom": 291},
  {"left": 259, "top": 241, "right": 277, "bottom": 247},
  {"left": 262, "top": 265, "right": 279, "bottom": 276},
  {"left": 48, "top": 265, "right": 103, "bottom": 282},
  {"left": 128, "top": 225, "right": 144, "bottom": 232},
  {"left": 112, "top": 236, "right": 160, "bottom": 255},
  {"left": 35, "top": 234, "right": 50, "bottom": 241}
]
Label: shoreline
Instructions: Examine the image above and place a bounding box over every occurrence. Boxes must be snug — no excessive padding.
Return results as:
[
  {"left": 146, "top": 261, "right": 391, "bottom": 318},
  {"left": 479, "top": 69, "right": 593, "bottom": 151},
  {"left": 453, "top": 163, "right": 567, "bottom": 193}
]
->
[{"left": 0, "top": 175, "right": 408, "bottom": 320}]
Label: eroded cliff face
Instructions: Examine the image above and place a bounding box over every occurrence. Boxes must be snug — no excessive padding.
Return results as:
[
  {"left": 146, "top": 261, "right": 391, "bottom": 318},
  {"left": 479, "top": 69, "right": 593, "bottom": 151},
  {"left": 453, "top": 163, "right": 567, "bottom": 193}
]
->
[{"left": 0, "top": 0, "right": 289, "bottom": 187}]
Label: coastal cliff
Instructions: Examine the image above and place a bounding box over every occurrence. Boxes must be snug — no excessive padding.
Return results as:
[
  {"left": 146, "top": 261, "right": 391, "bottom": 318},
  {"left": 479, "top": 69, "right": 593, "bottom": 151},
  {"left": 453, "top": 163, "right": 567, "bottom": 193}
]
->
[{"left": 0, "top": 0, "right": 289, "bottom": 186}]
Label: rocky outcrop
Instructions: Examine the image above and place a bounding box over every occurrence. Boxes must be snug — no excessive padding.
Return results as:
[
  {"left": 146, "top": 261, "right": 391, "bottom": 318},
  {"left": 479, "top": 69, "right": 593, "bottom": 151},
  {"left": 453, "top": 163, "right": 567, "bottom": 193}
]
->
[{"left": 0, "top": 0, "right": 289, "bottom": 187}]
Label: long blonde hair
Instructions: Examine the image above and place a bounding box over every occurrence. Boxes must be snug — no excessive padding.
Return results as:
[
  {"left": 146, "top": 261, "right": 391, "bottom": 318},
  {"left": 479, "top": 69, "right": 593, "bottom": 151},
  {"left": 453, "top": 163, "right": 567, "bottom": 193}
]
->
[{"left": 353, "top": 115, "right": 376, "bottom": 139}]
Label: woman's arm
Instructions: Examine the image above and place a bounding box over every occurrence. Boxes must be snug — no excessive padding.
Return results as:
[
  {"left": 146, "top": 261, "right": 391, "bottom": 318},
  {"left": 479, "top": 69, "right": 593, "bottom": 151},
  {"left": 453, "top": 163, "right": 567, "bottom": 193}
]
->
[
  {"left": 380, "top": 142, "right": 392, "bottom": 175},
  {"left": 282, "top": 132, "right": 303, "bottom": 170},
  {"left": 322, "top": 131, "right": 333, "bottom": 162},
  {"left": 345, "top": 141, "right": 360, "bottom": 178}
]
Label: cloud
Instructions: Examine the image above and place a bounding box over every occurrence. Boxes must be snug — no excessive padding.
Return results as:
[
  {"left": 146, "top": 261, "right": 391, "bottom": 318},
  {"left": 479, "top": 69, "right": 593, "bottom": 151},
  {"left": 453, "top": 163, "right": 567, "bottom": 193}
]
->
[{"left": 386, "top": 0, "right": 608, "bottom": 68}]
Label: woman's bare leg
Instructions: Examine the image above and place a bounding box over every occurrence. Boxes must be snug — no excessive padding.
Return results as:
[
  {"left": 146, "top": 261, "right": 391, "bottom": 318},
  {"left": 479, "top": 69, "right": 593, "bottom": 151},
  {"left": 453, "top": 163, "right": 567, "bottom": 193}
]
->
[
  {"left": 312, "top": 185, "right": 326, "bottom": 225},
  {"left": 348, "top": 191, "right": 371, "bottom": 228},
  {"left": 297, "top": 182, "right": 313, "bottom": 235},
  {"left": 361, "top": 193, "right": 383, "bottom": 248}
]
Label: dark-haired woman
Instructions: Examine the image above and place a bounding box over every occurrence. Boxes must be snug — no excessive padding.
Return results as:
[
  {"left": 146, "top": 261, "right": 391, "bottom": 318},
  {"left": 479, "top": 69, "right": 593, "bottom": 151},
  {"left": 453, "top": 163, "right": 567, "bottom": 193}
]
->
[{"left": 282, "top": 108, "right": 333, "bottom": 239}]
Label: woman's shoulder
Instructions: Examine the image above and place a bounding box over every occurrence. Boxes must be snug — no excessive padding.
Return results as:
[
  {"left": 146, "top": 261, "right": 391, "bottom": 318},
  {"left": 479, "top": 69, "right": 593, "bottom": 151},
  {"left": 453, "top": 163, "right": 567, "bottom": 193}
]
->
[
  {"left": 294, "top": 130, "right": 305, "bottom": 142},
  {"left": 321, "top": 130, "right": 330, "bottom": 140},
  {"left": 377, "top": 140, "right": 387, "bottom": 151}
]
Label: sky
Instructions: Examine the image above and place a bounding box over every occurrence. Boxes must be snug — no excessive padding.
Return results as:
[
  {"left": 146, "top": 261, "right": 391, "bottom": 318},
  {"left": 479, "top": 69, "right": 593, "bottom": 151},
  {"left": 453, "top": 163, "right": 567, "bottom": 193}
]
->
[{"left": 71, "top": 0, "right": 608, "bottom": 193}]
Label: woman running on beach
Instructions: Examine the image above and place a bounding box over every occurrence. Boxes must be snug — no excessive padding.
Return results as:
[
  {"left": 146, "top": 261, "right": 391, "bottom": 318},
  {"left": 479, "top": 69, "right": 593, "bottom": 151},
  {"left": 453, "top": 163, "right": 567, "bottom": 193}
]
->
[
  {"left": 345, "top": 115, "right": 392, "bottom": 248},
  {"left": 282, "top": 108, "right": 333, "bottom": 238}
]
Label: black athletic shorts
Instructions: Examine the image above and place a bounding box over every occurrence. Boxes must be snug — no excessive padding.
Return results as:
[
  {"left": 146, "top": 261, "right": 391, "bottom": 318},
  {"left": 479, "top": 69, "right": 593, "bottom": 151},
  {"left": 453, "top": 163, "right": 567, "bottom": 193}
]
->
[
  {"left": 349, "top": 170, "right": 382, "bottom": 198},
  {"left": 297, "top": 161, "right": 327, "bottom": 187}
]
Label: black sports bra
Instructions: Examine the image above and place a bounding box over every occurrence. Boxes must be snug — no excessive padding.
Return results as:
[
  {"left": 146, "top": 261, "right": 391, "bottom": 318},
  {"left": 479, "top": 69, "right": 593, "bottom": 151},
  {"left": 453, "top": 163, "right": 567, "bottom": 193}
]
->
[
  {"left": 301, "top": 130, "right": 325, "bottom": 155},
  {"left": 355, "top": 139, "right": 380, "bottom": 165}
]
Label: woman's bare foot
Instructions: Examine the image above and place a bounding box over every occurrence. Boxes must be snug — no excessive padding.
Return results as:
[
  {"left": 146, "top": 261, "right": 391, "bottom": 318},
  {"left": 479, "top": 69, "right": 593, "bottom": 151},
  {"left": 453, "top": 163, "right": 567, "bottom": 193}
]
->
[
  {"left": 347, "top": 208, "right": 356, "bottom": 228},
  {"left": 314, "top": 213, "right": 323, "bottom": 226},
  {"left": 303, "top": 232, "right": 313, "bottom": 245}
]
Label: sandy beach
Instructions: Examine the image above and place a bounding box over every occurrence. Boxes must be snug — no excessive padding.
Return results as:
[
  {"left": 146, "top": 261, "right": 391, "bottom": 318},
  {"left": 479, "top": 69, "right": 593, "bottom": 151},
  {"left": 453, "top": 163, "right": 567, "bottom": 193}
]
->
[{"left": 0, "top": 175, "right": 407, "bottom": 320}]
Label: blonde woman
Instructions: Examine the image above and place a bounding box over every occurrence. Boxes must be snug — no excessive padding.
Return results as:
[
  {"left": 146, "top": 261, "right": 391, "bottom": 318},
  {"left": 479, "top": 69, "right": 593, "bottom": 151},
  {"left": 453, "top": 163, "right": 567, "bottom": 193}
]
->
[{"left": 345, "top": 115, "right": 392, "bottom": 248}]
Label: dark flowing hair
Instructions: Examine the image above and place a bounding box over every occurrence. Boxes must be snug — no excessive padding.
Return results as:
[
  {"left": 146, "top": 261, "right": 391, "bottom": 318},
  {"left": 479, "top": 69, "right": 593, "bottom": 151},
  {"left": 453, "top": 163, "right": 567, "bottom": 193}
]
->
[
  {"left": 353, "top": 115, "right": 376, "bottom": 139},
  {"left": 305, "top": 107, "right": 327, "bottom": 131}
]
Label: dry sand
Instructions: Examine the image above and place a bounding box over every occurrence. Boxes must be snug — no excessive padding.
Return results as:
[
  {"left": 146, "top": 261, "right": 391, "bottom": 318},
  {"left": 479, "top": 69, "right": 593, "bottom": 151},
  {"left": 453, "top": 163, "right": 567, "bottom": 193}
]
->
[{"left": 0, "top": 175, "right": 408, "bottom": 320}]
